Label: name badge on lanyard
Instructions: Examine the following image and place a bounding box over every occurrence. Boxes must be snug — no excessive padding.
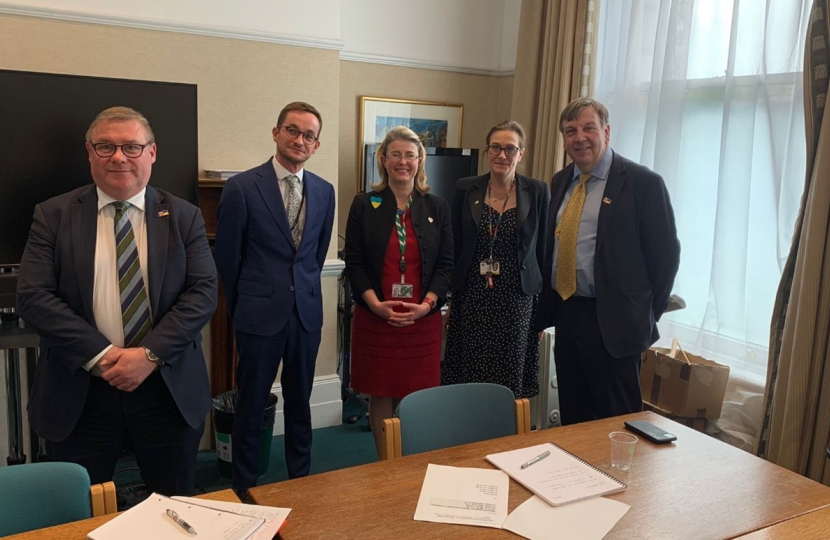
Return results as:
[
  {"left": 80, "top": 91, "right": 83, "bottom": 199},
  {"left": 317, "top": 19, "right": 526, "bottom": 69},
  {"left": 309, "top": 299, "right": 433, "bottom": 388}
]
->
[{"left": 391, "top": 196, "right": 414, "bottom": 299}]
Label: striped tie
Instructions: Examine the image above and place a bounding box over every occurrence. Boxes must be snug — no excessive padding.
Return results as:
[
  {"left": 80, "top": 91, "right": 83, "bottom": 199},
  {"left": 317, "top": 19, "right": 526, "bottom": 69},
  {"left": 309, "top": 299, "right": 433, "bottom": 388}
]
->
[
  {"left": 555, "top": 173, "right": 591, "bottom": 300},
  {"left": 113, "top": 202, "right": 151, "bottom": 347}
]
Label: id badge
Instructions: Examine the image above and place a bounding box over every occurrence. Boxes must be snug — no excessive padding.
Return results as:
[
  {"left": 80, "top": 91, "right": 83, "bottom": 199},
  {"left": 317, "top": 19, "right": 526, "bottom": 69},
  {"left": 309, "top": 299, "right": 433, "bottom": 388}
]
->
[{"left": 391, "top": 282, "right": 414, "bottom": 299}]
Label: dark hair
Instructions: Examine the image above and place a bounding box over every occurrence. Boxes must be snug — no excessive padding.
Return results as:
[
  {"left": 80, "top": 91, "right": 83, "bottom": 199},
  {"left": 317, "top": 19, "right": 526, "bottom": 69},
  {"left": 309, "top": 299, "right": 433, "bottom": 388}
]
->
[
  {"left": 276, "top": 101, "right": 323, "bottom": 138},
  {"left": 485, "top": 120, "right": 526, "bottom": 148},
  {"left": 558, "top": 97, "right": 610, "bottom": 133}
]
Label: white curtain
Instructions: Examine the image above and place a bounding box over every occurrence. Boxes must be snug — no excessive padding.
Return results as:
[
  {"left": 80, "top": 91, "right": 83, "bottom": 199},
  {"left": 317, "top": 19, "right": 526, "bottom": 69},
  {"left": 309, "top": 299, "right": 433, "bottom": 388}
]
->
[{"left": 595, "top": 0, "right": 811, "bottom": 446}]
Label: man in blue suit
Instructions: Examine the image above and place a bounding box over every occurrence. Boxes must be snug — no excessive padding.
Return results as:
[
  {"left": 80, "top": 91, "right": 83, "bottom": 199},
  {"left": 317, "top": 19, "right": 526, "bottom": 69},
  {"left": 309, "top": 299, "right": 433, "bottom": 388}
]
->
[
  {"left": 215, "top": 102, "right": 335, "bottom": 494},
  {"left": 537, "top": 98, "right": 680, "bottom": 425}
]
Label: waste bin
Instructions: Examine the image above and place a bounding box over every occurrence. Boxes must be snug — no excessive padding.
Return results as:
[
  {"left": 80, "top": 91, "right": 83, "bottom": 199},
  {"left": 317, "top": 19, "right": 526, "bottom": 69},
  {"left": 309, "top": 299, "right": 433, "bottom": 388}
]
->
[{"left": 212, "top": 391, "right": 278, "bottom": 479}]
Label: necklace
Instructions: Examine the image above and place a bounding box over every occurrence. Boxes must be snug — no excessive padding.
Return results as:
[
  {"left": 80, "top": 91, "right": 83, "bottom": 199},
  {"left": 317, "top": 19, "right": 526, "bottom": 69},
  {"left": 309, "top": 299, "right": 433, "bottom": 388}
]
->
[{"left": 488, "top": 178, "right": 515, "bottom": 202}]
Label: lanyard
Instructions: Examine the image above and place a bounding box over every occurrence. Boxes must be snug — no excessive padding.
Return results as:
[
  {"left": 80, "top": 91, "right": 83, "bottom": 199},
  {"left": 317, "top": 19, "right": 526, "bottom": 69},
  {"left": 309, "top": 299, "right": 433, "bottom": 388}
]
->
[
  {"left": 395, "top": 195, "right": 413, "bottom": 283},
  {"left": 486, "top": 179, "right": 514, "bottom": 261}
]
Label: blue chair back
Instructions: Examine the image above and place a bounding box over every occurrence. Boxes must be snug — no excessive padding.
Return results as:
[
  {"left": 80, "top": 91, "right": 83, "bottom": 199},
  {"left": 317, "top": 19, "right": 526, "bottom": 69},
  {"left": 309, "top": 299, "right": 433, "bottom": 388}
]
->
[
  {"left": 396, "top": 383, "right": 518, "bottom": 456},
  {"left": 0, "top": 462, "right": 92, "bottom": 536}
]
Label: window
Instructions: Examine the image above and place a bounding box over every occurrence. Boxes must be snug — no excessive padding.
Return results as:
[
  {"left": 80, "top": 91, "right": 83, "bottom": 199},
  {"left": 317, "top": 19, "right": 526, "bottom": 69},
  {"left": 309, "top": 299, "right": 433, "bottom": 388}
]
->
[{"left": 595, "top": 0, "right": 811, "bottom": 382}]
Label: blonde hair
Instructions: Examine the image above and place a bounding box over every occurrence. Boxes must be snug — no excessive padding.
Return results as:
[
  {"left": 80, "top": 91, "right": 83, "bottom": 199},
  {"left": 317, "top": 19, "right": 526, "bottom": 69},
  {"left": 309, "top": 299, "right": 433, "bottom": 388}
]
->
[
  {"left": 85, "top": 106, "right": 155, "bottom": 143},
  {"left": 372, "top": 126, "right": 430, "bottom": 193}
]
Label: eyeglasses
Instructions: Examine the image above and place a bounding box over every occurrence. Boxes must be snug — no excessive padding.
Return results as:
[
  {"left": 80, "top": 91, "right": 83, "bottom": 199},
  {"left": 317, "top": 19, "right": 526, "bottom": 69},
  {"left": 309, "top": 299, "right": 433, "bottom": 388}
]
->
[
  {"left": 486, "top": 144, "right": 521, "bottom": 156},
  {"left": 277, "top": 125, "right": 319, "bottom": 145},
  {"left": 90, "top": 142, "right": 152, "bottom": 158},
  {"left": 385, "top": 152, "right": 420, "bottom": 162}
]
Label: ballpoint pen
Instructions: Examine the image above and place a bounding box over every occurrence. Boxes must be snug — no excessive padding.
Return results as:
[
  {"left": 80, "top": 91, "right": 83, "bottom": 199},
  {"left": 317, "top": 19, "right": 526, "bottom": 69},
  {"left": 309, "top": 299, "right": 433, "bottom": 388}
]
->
[
  {"left": 520, "top": 449, "right": 551, "bottom": 469},
  {"left": 166, "top": 508, "right": 198, "bottom": 536}
]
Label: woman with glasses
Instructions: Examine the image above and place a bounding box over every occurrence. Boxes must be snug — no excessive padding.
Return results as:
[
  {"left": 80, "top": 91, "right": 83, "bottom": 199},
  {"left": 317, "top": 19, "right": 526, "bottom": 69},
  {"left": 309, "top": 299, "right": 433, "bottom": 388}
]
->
[
  {"left": 345, "top": 126, "right": 453, "bottom": 457},
  {"left": 443, "top": 120, "right": 550, "bottom": 399}
]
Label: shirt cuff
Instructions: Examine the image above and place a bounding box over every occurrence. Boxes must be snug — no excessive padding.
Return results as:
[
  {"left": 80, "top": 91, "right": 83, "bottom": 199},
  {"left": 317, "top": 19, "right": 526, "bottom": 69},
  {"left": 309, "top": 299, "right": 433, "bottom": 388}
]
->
[{"left": 83, "top": 344, "right": 113, "bottom": 371}]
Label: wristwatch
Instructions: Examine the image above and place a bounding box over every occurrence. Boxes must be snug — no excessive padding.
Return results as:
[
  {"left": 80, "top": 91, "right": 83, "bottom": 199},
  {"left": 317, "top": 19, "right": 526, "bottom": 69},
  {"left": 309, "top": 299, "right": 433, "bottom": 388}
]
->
[
  {"left": 144, "top": 347, "right": 165, "bottom": 367},
  {"left": 424, "top": 297, "right": 437, "bottom": 310}
]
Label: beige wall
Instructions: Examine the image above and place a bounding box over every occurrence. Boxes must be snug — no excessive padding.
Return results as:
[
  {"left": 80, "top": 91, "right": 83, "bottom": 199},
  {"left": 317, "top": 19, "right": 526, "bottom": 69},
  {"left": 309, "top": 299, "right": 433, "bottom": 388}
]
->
[
  {"left": 337, "top": 60, "right": 513, "bottom": 236},
  {"left": 0, "top": 13, "right": 342, "bottom": 377}
]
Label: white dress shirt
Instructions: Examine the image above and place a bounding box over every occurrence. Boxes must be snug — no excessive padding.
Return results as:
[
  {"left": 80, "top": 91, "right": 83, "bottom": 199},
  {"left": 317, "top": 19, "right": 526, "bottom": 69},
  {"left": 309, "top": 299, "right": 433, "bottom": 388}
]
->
[
  {"left": 272, "top": 156, "right": 307, "bottom": 242},
  {"left": 83, "top": 187, "right": 151, "bottom": 371}
]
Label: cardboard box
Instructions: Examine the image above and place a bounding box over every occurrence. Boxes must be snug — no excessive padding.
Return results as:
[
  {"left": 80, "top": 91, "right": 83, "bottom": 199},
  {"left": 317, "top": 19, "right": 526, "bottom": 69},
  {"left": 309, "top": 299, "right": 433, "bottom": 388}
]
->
[
  {"left": 640, "top": 342, "right": 730, "bottom": 419},
  {"left": 643, "top": 401, "right": 707, "bottom": 432}
]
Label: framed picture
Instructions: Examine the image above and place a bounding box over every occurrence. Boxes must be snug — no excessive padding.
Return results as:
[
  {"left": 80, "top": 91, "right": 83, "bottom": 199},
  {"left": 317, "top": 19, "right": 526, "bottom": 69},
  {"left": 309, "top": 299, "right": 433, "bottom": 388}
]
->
[{"left": 358, "top": 96, "right": 464, "bottom": 191}]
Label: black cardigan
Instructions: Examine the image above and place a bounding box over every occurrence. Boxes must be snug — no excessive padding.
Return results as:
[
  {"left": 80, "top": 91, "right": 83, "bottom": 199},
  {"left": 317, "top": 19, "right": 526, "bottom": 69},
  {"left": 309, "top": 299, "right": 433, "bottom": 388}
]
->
[{"left": 345, "top": 187, "right": 454, "bottom": 312}]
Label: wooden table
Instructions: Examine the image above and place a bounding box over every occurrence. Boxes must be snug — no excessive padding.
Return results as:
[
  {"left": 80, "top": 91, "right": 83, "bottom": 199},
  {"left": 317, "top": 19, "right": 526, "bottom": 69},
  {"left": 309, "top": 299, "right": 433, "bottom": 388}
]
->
[
  {"left": 1, "top": 489, "right": 241, "bottom": 539},
  {"left": 250, "top": 411, "right": 830, "bottom": 540},
  {"left": 735, "top": 505, "right": 830, "bottom": 539}
]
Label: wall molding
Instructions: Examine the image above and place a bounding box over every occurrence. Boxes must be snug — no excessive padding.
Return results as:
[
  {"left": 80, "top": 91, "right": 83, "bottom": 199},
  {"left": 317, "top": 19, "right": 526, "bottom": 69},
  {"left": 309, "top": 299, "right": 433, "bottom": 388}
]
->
[
  {"left": 0, "top": 3, "right": 518, "bottom": 77},
  {"left": 340, "top": 52, "right": 515, "bottom": 77},
  {"left": 270, "top": 374, "right": 342, "bottom": 435},
  {"left": 0, "top": 2, "right": 345, "bottom": 51}
]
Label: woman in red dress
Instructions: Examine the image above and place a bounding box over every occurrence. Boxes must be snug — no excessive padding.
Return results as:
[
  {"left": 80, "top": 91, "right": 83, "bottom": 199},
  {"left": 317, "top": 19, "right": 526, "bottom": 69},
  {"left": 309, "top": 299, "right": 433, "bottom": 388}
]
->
[{"left": 345, "top": 126, "right": 453, "bottom": 457}]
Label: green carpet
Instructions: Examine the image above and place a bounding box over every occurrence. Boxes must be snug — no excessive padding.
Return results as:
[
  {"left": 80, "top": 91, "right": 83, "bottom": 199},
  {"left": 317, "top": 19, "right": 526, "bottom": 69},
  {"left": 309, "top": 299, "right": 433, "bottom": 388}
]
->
[{"left": 114, "top": 399, "right": 374, "bottom": 503}]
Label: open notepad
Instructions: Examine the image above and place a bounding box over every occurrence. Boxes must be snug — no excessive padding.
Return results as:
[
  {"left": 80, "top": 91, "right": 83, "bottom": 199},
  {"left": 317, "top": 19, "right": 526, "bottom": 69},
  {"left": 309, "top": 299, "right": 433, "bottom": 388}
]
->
[
  {"left": 87, "top": 493, "right": 289, "bottom": 540},
  {"left": 486, "top": 442, "right": 626, "bottom": 506}
]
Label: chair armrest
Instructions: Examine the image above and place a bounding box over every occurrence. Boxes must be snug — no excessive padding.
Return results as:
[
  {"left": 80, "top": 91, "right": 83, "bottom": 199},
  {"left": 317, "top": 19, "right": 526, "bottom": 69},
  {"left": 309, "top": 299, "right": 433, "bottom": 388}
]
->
[
  {"left": 381, "top": 418, "right": 402, "bottom": 460},
  {"left": 89, "top": 481, "right": 118, "bottom": 517},
  {"left": 514, "top": 398, "right": 531, "bottom": 434}
]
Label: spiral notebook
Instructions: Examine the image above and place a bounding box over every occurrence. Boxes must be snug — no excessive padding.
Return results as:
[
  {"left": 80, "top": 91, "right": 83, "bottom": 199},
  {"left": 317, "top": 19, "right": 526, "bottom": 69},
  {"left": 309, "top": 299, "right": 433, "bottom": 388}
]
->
[{"left": 486, "top": 442, "right": 626, "bottom": 507}]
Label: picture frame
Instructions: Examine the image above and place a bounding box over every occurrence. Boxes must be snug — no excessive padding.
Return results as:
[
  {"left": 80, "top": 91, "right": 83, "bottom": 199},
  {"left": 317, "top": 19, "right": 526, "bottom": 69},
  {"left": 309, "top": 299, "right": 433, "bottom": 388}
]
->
[{"left": 358, "top": 96, "right": 464, "bottom": 192}]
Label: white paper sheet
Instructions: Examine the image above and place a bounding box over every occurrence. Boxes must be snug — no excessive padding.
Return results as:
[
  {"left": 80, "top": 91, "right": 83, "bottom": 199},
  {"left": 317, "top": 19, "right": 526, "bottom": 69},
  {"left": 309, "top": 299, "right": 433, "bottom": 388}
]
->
[
  {"left": 173, "top": 496, "right": 291, "bottom": 540},
  {"left": 87, "top": 493, "right": 265, "bottom": 540},
  {"left": 413, "top": 464, "right": 509, "bottom": 528},
  {"left": 502, "top": 496, "right": 630, "bottom": 540}
]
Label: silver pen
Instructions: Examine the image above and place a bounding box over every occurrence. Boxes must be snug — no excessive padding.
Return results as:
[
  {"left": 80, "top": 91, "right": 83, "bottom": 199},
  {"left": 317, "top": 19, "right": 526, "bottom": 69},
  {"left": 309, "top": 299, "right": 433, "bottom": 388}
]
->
[
  {"left": 520, "top": 449, "right": 551, "bottom": 469},
  {"left": 166, "top": 508, "right": 198, "bottom": 536}
]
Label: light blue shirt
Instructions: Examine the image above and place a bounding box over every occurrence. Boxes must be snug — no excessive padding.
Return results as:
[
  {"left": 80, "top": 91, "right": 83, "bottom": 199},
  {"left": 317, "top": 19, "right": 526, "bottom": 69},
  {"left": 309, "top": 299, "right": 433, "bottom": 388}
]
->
[{"left": 551, "top": 148, "right": 614, "bottom": 297}]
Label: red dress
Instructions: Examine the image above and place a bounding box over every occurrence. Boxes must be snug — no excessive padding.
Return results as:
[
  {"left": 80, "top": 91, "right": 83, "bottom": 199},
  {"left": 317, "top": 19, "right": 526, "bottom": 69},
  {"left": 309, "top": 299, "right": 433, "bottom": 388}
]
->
[{"left": 350, "top": 209, "right": 442, "bottom": 398}]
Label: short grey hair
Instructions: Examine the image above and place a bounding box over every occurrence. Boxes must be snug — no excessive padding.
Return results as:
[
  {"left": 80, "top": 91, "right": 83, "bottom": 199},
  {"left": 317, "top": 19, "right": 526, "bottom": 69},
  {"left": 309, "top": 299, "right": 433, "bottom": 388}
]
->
[{"left": 85, "top": 106, "right": 155, "bottom": 143}]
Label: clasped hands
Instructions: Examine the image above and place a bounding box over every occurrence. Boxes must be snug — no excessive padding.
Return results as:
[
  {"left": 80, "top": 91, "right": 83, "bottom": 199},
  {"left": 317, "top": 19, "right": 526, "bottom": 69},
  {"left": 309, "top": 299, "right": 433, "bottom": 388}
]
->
[
  {"left": 370, "top": 300, "right": 432, "bottom": 327},
  {"left": 92, "top": 346, "right": 157, "bottom": 392}
]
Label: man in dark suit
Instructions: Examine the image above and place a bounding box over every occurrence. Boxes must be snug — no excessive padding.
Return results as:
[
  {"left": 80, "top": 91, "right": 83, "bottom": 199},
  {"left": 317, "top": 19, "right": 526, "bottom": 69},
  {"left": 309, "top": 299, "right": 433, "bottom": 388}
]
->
[
  {"left": 215, "top": 102, "right": 335, "bottom": 494},
  {"left": 17, "top": 106, "right": 217, "bottom": 495},
  {"left": 537, "top": 98, "right": 680, "bottom": 425}
]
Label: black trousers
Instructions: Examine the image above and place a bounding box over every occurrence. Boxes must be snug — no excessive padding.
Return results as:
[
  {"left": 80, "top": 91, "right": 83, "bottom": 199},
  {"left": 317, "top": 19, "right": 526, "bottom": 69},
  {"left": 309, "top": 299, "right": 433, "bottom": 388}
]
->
[
  {"left": 46, "top": 371, "right": 203, "bottom": 496},
  {"left": 553, "top": 295, "right": 643, "bottom": 425}
]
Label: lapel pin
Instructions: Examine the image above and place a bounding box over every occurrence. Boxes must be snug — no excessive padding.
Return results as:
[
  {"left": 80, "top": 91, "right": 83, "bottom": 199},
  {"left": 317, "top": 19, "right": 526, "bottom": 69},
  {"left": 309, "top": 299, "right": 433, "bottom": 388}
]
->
[
  {"left": 428, "top": 217, "right": 434, "bottom": 223},
  {"left": 474, "top": 200, "right": 480, "bottom": 205},
  {"left": 602, "top": 197, "right": 612, "bottom": 205},
  {"left": 370, "top": 195, "right": 382, "bottom": 209},
  {"left": 158, "top": 210, "right": 169, "bottom": 217}
]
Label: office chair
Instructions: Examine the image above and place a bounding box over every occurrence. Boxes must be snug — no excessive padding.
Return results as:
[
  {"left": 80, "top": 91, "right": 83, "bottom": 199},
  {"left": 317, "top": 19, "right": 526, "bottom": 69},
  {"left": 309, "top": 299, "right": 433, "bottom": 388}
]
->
[
  {"left": 381, "top": 383, "right": 531, "bottom": 460},
  {"left": 0, "top": 462, "right": 117, "bottom": 536}
]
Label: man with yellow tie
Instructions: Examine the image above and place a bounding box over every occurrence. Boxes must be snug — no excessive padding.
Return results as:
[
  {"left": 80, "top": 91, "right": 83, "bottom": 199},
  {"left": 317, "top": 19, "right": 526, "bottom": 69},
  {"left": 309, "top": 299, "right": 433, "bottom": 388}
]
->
[{"left": 536, "top": 98, "right": 680, "bottom": 426}]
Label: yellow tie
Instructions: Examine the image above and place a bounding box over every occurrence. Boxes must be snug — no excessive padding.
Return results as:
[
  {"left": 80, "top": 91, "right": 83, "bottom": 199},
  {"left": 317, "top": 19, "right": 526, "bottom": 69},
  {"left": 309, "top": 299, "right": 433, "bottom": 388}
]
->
[{"left": 555, "top": 173, "right": 591, "bottom": 300}]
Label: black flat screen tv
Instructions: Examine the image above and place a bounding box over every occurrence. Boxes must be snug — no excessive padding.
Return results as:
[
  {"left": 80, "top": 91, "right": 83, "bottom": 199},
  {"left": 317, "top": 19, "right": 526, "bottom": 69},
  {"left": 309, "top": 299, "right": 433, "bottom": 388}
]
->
[
  {"left": 0, "top": 69, "right": 198, "bottom": 267},
  {"left": 363, "top": 145, "right": 479, "bottom": 203}
]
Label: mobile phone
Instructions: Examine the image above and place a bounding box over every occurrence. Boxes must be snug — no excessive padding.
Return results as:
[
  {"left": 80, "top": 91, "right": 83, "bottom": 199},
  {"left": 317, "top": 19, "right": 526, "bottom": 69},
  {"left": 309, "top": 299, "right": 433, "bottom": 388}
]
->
[{"left": 624, "top": 420, "right": 677, "bottom": 444}]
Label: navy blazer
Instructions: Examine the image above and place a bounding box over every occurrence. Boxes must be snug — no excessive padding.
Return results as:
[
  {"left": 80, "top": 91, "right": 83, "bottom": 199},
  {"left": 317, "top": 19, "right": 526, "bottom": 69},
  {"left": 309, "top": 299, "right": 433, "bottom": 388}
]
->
[
  {"left": 536, "top": 152, "right": 680, "bottom": 358},
  {"left": 451, "top": 173, "right": 550, "bottom": 295},
  {"left": 214, "top": 159, "right": 335, "bottom": 336},
  {"left": 344, "top": 188, "right": 453, "bottom": 312},
  {"left": 17, "top": 184, "right": 218, "bottom": 441}
]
